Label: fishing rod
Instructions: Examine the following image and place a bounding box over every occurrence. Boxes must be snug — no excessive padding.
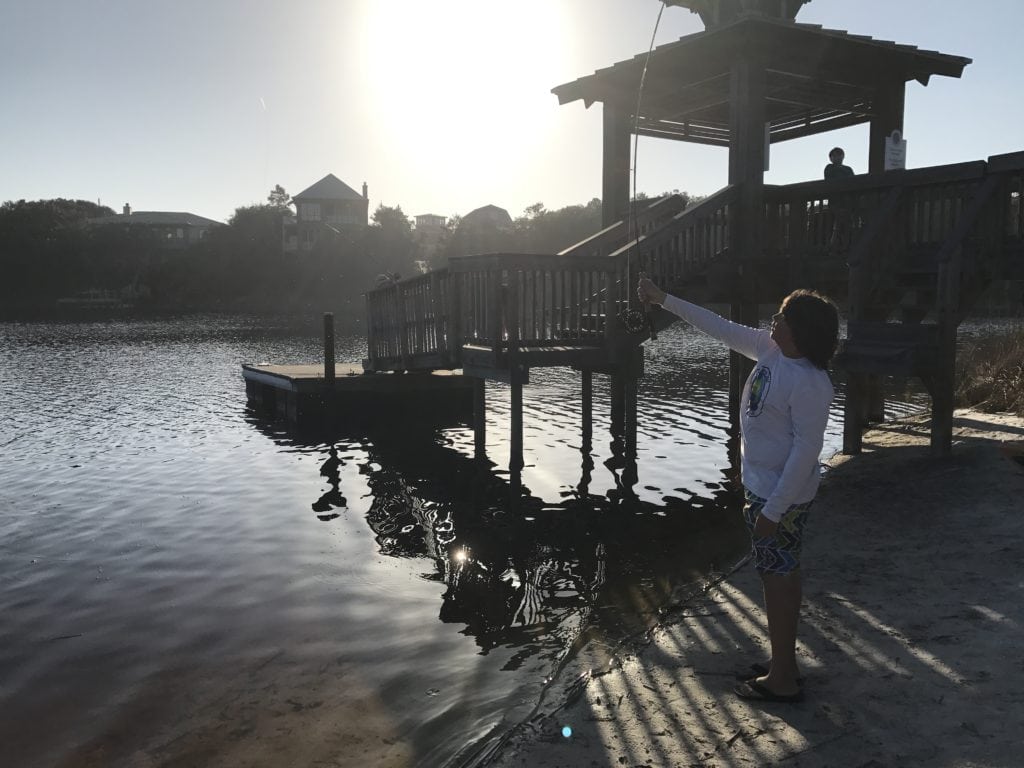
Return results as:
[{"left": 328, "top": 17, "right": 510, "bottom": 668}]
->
[{"left": 618, "top": 0, "right": 667, "bottom": 341}]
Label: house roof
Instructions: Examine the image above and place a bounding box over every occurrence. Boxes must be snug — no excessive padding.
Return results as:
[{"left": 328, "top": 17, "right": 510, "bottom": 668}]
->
[
  {"left": 462, "top": 204, "right": 513, "bottom": 227},
  {"left": 552, "top": 14, "right": 971, "bottom": 146},
  {"left": 293, "top": 174, "right": 365, "bottom": 201},
  {"left": 90, "top": 211, "right": 223, "bottom": 227}
]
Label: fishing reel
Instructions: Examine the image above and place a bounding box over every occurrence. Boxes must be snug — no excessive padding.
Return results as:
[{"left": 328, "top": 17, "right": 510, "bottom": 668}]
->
[{"left": 618, "top": 305, "right": 658, "bottom": 340}]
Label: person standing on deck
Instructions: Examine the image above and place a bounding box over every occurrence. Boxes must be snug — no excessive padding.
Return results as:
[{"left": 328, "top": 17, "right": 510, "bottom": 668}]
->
[
  {"left": 824, "top": 146, "right": 854, "bottom": 180},
  {"left": 824, "top": 147, "right": 855, "bottom": 252},
  {"left": 637, "top": 275, "right": 839, "bottom": 704}
]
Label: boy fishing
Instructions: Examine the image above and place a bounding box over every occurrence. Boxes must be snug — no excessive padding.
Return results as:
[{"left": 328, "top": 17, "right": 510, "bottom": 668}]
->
[{"left": 637, "top": 275, "right": 839, "bottom": 703}]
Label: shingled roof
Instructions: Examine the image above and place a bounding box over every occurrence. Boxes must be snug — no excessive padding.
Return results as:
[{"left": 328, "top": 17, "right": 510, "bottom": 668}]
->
[
  {"left": 90, "top": 211, "right": 222, "bottom": 227},
  {"left": 293, "top": 174, "right": 365, "bottom": 201},
  {"left": 552, "top": 13, "right": 971, "bottom": 146}
]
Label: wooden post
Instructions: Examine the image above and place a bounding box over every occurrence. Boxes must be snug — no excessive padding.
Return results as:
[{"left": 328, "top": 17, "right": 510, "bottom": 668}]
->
[
  {"left": 869, "top": 81, "right": 906, "bottom": 175},
  {"left": 866, "top": 374, "right": 886, "bottom": 423},
  {"left": 842, "top": 372, "right": 865, "bottom": 454},
  {"left": 506, "top": 280, "right": 525, "bottom": 473},
  {"left": 323, "top": 312, "right": 335, "bottom": 383},
  {"left": 728, "top": 303, "right": 757, "bottom": 434},
  {"left": 510, "top": 369, "right": 524, "bottom": 473},
  {"left": 449, "top": 272, "right": 462, "bottom": 368},
  {"left": 931, "top": 256, "right": 958, "bottom": 456},
  {"left": 726, "top": 52, "right": 765, "bottom": 434},
  {"left": 728, "top": 53, "right": 767, "bottom": 260},
  {"left": 602, "top": 103, "right": 631, "bottom": 228},
  {"left": 473, "top": 377, "right": 486, "bottom": 460}
]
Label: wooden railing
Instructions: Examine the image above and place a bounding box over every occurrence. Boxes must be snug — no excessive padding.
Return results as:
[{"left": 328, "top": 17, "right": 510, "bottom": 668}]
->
[
  {"left": 365, "top": 269, "right": 454, "bottom": 370},
  {"left": 763, "top": 161, "right": 989, "bottom": 260},
  {"left": 607, "top": 185, "right": 738, "bottom": 292},
  {"left": 991, "top": 151, "right": 1024, "bottom": 248},
  {"left": 558, "top": 193, "right": 688, "bottom": 258},
  {"left": 448, "top": 253, "right": 624, "bottom": 351},
  {"left": 764, "top": 154, "right": 1024, "bottom": 260}
]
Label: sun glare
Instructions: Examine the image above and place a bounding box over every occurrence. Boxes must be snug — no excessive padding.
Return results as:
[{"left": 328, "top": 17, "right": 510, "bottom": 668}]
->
[{"left": 362, "top": 1, "right": 567, "bottom": 199}]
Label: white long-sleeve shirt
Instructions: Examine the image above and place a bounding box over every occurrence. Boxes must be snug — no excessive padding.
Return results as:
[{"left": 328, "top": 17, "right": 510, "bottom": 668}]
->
[{"left": 662, "top": 294, "right": 834, "bottom": 522}]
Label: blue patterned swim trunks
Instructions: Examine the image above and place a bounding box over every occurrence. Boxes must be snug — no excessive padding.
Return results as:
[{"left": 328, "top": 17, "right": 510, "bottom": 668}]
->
[{"left": 743, "top": 489, "right": 812, "bottom": 575}]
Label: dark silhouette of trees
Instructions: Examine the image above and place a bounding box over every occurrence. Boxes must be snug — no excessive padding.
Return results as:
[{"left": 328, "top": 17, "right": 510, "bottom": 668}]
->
[
  {"left": 0, "top": 199, "right": 116, "bottom": 307},
  {"left": 366, "top": 204, "right": 416, "bottom": 280},
  {"left": 267, "top": 184, "right": 291, "bottom": 211},
  {"left": 512, "top": 199, "right": 603, "bottom": 253},
  {"left": 0, "top": 189, "right": 698, "bottom": 321}
]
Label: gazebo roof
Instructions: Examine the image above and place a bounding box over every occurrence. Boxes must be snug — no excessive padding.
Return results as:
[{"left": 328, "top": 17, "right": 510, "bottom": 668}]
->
[{"left": 552, "top": 14, "right": 971, "bottom": 146}]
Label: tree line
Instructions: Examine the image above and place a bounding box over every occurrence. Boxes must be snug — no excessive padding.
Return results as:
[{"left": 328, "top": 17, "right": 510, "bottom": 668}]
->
[{"left": 0, "top": 187, "right": 688, "bottom": 324}]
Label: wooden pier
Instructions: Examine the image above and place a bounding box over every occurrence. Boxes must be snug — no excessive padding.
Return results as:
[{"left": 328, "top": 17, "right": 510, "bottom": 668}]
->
[{"left": 244, "top": 6, "right": 1023, "bottom": 472}]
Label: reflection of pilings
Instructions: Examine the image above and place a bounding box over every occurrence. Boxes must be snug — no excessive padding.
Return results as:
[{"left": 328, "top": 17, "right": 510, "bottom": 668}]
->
[
  {"left": 312, "top": 446, "right": 347, "bottom": 520},
  {"left": 579, "top": 370, "right": 594, "bottom": 497},
  {"left": 578, "top": 451, "right": 594, "bottom": 497},
  {"left": 473, "top": 377, "right": 486, "bottom": 460},
  {"left": 610, "top": 373, "right": 625, "bottom": 438},
  {"left": 509, "top": 470, "right": 522, "bottom": 512},
  {"left": 624, "top": 375, "right": 638, "bottom": 461},
  {"left": 581, "top": 370, "right": 592, "bottom": 451}
]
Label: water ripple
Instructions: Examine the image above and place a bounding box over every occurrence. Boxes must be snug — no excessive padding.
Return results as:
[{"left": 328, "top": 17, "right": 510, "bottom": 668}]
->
[{"left": 0, "top": 315, "right": 934, "bottom": 768}]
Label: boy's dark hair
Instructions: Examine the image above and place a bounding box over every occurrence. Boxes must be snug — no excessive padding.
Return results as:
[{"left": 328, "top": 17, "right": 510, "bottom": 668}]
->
[{"left": 781, "top": 289, "right": 839, "bottom": 369}]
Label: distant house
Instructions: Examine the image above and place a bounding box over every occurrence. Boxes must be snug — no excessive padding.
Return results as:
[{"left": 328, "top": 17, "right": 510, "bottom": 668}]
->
[
  {"left": 413, "top": 213, "right": 447, "bottom": 265},
  {"left": 291, "top": 174, "right": 369, "bottom": 251},
  {"left": 451, "top": 204, "right": 514, "bottom": 255},
  {"left": 415, "top": 213, "right": 447, "bottom": 231},
  {"left": 89, "top": 204, "right": 222, "bottom": 249},
  {"left": 461, "top": 204, "right": 512, "bottom": 229}
]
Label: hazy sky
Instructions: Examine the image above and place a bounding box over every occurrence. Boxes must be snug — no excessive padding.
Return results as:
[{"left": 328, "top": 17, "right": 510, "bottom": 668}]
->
[{"left": 2, "top": 0, "right": 1022, "bottom": 223}]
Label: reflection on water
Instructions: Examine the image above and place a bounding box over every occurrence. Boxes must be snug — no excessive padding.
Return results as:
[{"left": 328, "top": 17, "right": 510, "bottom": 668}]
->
[{"left": 0, "top": 315, "right": 928, "bottom": 767}]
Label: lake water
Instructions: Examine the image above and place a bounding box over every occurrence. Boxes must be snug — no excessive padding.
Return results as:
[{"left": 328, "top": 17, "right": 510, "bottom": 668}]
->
[{"left": 0, "top": 316, "right": 926, "bottom": 767}]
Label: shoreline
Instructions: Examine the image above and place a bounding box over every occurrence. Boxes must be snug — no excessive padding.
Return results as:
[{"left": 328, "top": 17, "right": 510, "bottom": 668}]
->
[{"left": 486, "top": 408, "right": 1024, "bottom": 767}]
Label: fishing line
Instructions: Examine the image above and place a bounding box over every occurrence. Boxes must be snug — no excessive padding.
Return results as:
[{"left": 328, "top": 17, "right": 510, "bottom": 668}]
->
[{"left": 619, "top": 0, "right": 667, "bottom": 337}]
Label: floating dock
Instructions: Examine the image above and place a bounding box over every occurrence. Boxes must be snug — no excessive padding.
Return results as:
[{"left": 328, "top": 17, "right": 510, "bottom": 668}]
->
[{"left": 242, "top": 363, "right": 474, "bottom": 430}]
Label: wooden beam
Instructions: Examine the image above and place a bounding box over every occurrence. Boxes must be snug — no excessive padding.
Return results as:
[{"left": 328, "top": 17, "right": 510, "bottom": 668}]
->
[
  {"left": 770, "top": 113, "right": 871, "bottom": 143},
  {"left": 603, "top": 104, "right": 631, "bottom": 228},
  {"left": 869, "top": 81, "right": 905, "bottom": 174},
  {"left": 729, "top": 54, "right": 767, "bottom": 269}
]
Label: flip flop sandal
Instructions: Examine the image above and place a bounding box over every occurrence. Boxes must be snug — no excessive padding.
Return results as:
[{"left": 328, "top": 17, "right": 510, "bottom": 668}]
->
[
  {"left": 734, "top": 679, "right": 804, "bottom": 704},
  {"left": 735, "top": 663, "right": 805, "bottom": 685}
]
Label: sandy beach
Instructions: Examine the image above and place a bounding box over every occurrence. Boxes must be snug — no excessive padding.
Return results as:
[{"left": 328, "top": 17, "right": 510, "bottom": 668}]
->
[{"left": 486, "top": 409, "right": 1024, "bottom": 768}]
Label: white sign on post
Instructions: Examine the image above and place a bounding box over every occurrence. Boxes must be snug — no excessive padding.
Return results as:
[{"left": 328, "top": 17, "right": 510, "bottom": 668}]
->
[{"left": 884, "top": 129, "right": 907, "bottom": 171}]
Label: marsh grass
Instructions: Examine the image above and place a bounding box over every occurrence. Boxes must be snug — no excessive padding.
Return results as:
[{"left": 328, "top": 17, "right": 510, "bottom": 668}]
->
[{"left": 956, "top": 330, "right": 1024, "bottom": 415}]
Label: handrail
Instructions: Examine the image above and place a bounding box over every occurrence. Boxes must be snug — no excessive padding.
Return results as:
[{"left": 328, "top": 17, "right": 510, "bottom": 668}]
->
[
  {"left": 608, "top": 184, "right": 739, "bottom": 295},
  {"left": 764, "top": 159, "right": 989, "bottom": 200},
  {"left": 364, "top": 269, "right": 452, "bottom": 369},
  {"left": 449, "top": 252, "right": 623, "bottom": 350},
  {"left": 558, "top": 193, "right": 688, "bottom": 258}
]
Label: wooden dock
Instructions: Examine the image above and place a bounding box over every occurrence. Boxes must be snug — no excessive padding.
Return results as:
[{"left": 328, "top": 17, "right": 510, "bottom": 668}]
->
[{"left": 242, "top": 363, "right": 474, "bottom": 430}]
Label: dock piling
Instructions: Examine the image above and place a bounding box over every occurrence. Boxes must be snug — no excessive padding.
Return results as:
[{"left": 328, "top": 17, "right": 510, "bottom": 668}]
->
[{"left": 323, "top": 312, "right": 335, "bottom": 383}]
